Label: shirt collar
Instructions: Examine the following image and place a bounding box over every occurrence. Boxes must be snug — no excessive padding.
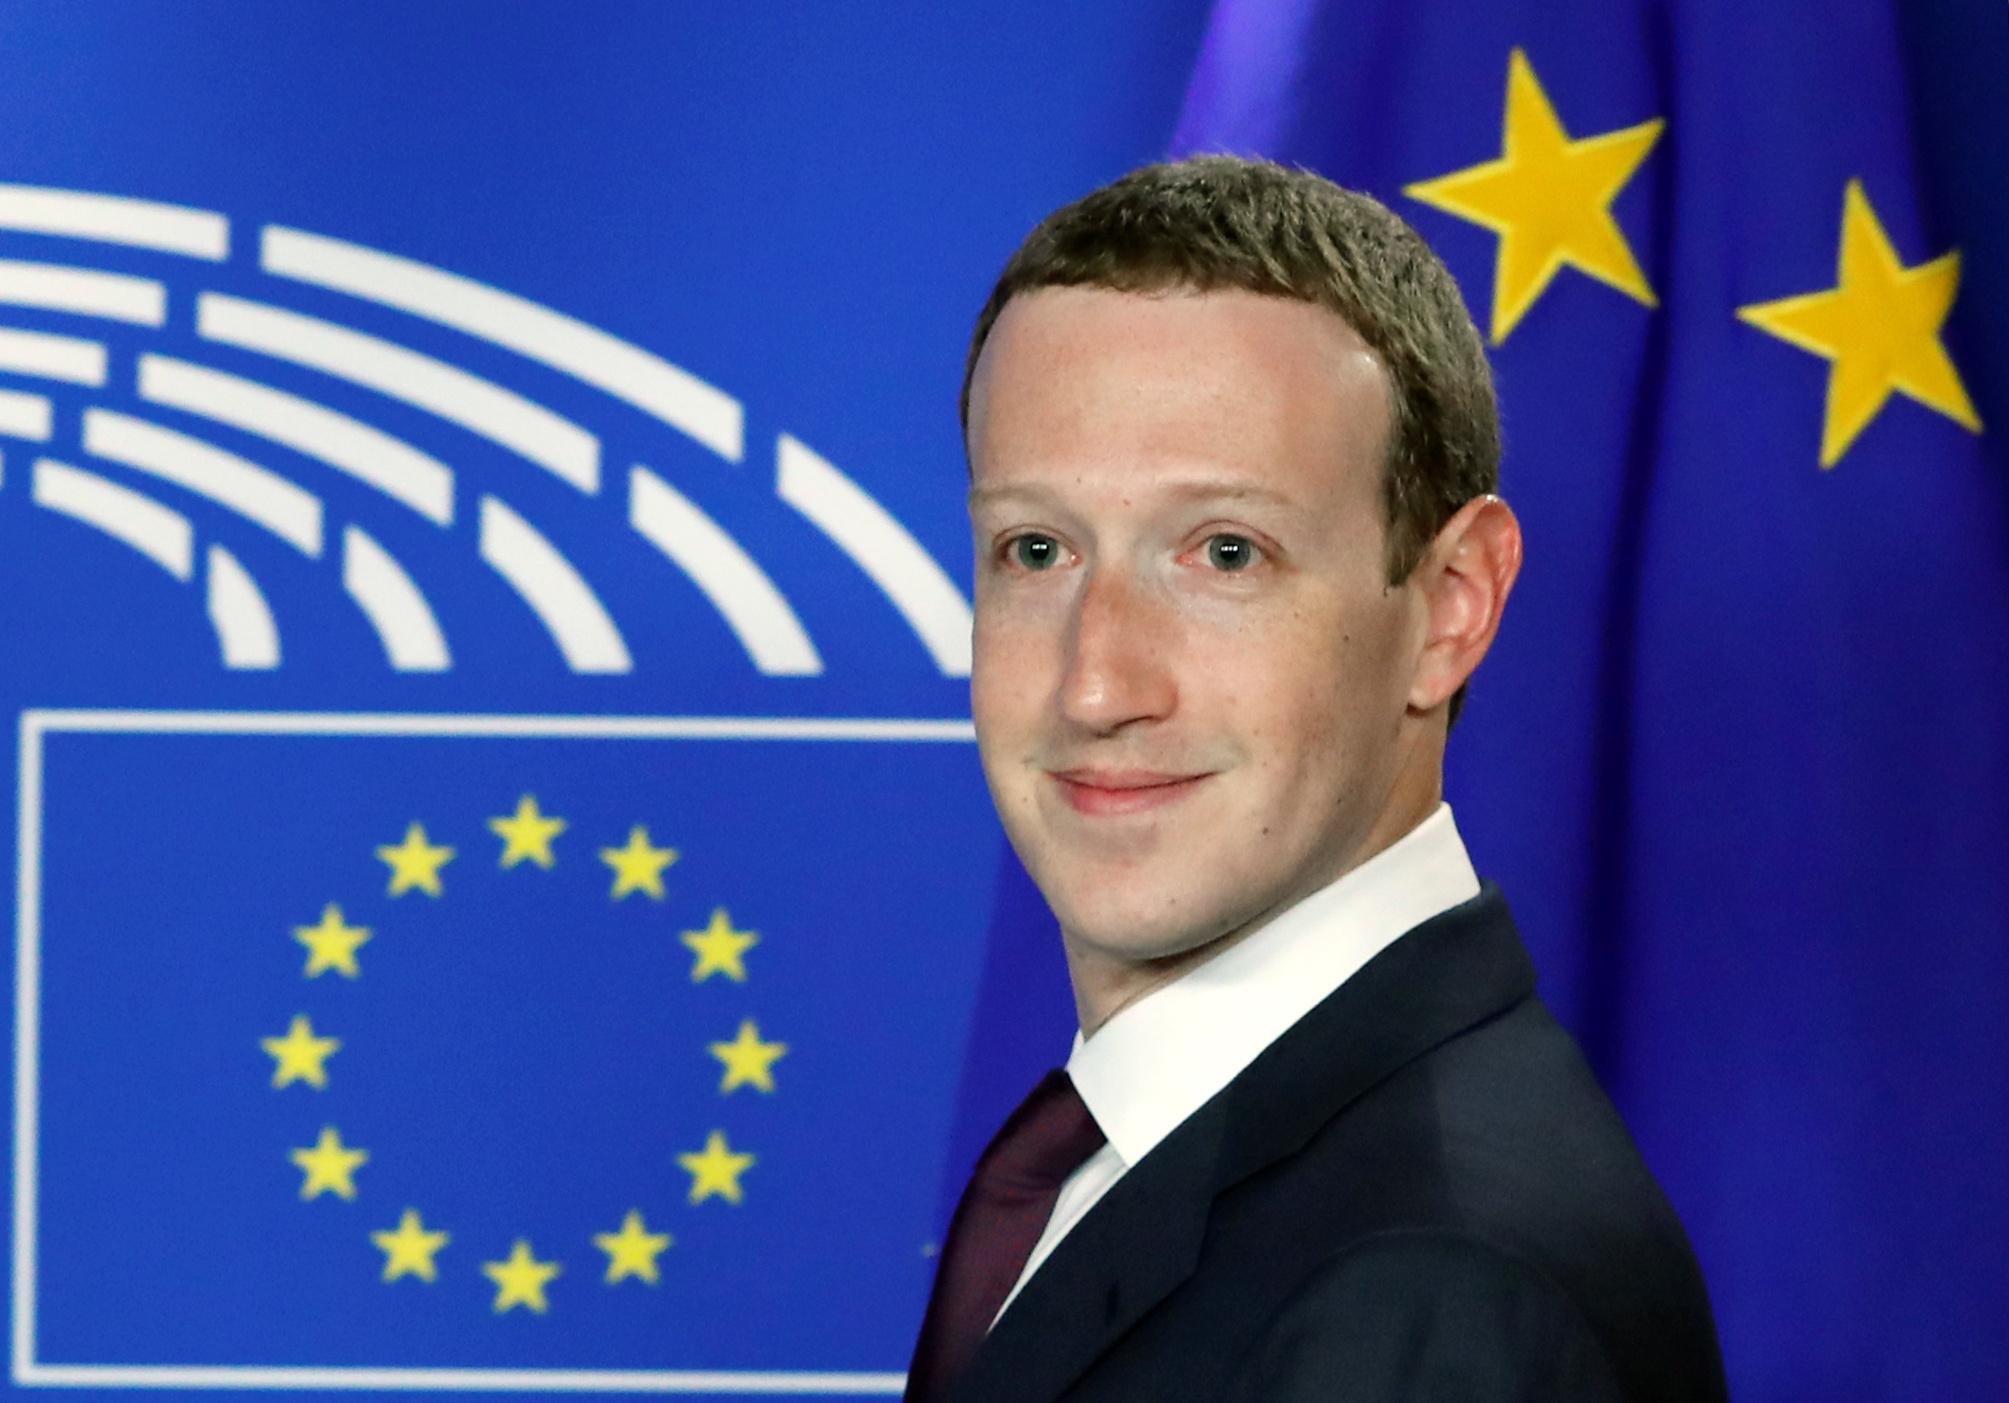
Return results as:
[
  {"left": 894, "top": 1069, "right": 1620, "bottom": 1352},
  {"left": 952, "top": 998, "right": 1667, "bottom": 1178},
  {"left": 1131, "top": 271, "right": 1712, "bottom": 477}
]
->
[{"left": 1064, "top": 803, "right": 1480, "bottom": 1168}]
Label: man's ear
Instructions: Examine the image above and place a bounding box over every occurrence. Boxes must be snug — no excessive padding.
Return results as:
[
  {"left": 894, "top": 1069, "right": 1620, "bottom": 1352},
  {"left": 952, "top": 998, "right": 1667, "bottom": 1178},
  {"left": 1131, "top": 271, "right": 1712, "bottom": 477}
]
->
[{"left": 1408, "top": 494, "right": 1523, "bottom": 713}]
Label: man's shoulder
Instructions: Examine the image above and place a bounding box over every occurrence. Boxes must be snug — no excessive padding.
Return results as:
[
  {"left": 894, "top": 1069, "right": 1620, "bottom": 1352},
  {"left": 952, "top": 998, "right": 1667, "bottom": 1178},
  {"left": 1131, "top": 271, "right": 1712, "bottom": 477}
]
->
[
  {"left": 1209, "top": 990, "right": 1680, "bottom": 1257},
  {"left": 1066, "top": 1017, "right": 1731, "bottom": 1402},
  {"left": 1215, "top": 1228, "right": 1629, "bottom": 1402},
  {"left": 974, "top": 897, "right": 1727, "bottom": 1402},
  {"left": 1192, "top": 993, "right": 1727, "bottom": 1401},
  {"left": 1212, "top": 888, "right": 1692, "bottom": 1263}
]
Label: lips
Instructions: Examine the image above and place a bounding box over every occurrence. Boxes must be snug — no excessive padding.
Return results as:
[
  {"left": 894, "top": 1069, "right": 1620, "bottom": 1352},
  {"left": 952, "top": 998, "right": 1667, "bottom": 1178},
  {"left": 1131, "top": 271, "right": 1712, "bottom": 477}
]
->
[{"left": 1049, "top": 768, "right": 1212, "bottom": 817}]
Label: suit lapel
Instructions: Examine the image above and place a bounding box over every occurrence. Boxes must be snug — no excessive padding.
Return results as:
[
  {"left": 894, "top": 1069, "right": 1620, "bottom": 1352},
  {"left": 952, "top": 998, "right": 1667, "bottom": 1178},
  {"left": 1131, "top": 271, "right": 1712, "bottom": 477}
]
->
[
  {"left": 1211, "top": 885, "right": 1535, "bottom": 1191},
  {"left": 948, "top": 887, "right": 1535, "bottom": 1403}
]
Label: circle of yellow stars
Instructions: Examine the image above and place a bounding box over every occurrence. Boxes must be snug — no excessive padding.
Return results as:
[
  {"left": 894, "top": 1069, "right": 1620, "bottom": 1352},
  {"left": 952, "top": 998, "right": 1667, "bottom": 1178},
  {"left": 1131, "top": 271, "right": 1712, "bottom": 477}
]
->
[
  {"left": 264, "top": 792, "right": 788, "bottom": 1314},
  {"left": 1402, "top": 46, "right": 1980, "bottom": 469}
]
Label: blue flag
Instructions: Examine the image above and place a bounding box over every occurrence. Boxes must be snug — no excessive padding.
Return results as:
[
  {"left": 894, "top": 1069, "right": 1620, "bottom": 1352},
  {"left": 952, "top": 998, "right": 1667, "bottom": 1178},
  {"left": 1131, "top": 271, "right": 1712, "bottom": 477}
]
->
[
  {"left": 20, "top": 711, "right": 993, "bottom": 1387},
  {"left": 1159, "top": 1, "right": 2008, "bottom": 1397}
]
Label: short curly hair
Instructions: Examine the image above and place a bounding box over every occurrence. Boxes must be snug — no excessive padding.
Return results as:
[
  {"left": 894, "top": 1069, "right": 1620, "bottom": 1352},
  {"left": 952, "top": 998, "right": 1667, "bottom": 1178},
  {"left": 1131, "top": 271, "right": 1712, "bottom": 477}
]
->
[{"left": 961, "top": 155, "right": 1499, "bottom": 588}]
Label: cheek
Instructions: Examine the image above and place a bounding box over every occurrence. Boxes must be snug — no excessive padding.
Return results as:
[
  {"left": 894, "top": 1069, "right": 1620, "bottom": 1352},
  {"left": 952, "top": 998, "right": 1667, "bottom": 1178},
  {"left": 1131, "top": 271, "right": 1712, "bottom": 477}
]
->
[
  {"left": 971, "top": 610, "right": 1050, "bottom": 755},
  {"left": 972, "top": 574, "right": 1069, "bottom": 668},
  {"left": 1265, "top": 695, "right": 1349, "bottom": 811},
  {"left": 1231, "top": 608, "right": 1401, "bottom": 791}
]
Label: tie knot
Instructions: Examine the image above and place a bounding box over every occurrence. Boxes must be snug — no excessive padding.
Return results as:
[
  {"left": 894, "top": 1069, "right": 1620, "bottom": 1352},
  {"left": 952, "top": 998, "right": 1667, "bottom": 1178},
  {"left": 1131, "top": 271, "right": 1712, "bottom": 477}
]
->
[{"left": 977, "top": 1069, "right": 1105, "bottom": 1197}]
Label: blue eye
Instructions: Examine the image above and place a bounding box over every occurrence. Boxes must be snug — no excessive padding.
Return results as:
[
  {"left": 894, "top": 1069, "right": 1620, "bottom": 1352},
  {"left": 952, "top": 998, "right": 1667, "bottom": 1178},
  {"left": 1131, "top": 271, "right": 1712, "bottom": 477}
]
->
[
  {"left": 1010, "top": 534, "right": 1061, "bottom": 571},
  {"left": 1205, "top": 534, "right": 1260, "bottom": 572}
]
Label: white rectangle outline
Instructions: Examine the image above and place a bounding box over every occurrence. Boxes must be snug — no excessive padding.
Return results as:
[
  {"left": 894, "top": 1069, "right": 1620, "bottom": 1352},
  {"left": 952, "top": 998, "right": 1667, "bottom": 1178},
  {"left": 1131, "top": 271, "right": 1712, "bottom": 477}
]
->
[{"left": 14, "top": 709, "right": 979, "bottom": 1394}]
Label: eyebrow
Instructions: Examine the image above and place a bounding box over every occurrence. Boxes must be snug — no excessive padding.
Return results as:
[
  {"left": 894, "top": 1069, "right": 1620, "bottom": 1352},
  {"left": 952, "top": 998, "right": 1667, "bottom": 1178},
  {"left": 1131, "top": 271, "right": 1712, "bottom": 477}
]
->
[
  {"left": 1159, "top": 479, "right": 1301, "bottom": 509},
  {"left": 968, "top": 478, "right": 1302, "bottom": 513}
]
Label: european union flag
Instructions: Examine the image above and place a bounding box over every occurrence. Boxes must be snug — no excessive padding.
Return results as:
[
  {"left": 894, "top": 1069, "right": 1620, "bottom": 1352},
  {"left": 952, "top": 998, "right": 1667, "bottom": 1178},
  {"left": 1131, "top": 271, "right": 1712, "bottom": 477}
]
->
[
  {"left": 20, "top": 710, "right": 994, "bottom": 1390},
  {"left": 1141, "top": 2, "right": 2009, "bottom": 1397}
]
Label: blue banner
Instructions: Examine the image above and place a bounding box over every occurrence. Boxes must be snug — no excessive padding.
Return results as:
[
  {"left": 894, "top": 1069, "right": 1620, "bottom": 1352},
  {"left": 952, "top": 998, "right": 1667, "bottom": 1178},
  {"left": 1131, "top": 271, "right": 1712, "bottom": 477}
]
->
[
  {"left": 6, "top": 3, "right": 2006, "bottom": 1399},
  {"left": 0, "top": 3, "right": 1213, "bottom": 1397},
  {"left": 24, "top": 713, "right": 991, "bottom": 1382},
  {"left": 1166, "top": 1, "right": 2009, "bottom": 1398}
]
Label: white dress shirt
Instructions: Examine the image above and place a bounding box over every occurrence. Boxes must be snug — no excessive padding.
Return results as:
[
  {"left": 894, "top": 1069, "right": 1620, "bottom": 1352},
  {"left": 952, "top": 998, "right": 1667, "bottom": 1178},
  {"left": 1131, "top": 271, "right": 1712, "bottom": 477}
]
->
[{"left": 993, "top": 803, "right": 1481, "bottom": 1323}]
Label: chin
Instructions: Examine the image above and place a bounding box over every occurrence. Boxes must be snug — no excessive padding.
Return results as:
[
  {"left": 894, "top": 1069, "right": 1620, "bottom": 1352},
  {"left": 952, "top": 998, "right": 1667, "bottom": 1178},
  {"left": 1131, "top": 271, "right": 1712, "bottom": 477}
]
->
[{"left": 1046, "top": 874, "right": 1255, "bottom": 967}]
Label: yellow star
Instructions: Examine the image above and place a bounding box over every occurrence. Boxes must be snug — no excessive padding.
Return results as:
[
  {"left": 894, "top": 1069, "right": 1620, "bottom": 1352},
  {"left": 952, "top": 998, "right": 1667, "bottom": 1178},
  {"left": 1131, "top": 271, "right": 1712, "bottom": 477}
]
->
[
  {"left": 376, "top": 822, "right": 455, "bottom": 897},
  {"left": 677, "top": 1130, "right": 755, "bottom": 1206},
  {"left": 680, "top": 907, "right": 758, "bottom": 983},
  {"left": 290, "top": 1125, "right": 369, "bottom": 1201},
  {"left": 599, "top": 825, "right": 678, "bottom": 900},
  {"left": 482, "top": 1238, "right": 560, "bottom": 1314},
  {"left": 294, "top": 904, "right": 371, "bottom": 979},
  {"left": 488, "top": 794, "right": 567, "bottom": 870},
  {"left": 261, "top": 1014, "right": 341, "bottom": 1090},
  {"left": 1738, "top": 179, "right": 1982, "bottom": 468},
  {"left": 709, "top": 1019, "right": 789, "bottom": 1094},
  {"left": 1405, "top": 47, "right": 1663, "bottom": 343},
  {"left": 592, "top": 1209, "right": 674, "bottom": 1285},
  {"left": 370, "top": 1208, "right": 450, "bottom": 1283}
]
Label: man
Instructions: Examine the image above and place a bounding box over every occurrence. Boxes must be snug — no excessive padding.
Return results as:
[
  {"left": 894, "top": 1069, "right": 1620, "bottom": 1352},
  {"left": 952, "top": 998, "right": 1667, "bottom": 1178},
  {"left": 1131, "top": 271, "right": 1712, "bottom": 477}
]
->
[{"left": 907, "top": 157, "right": 1727, "bottom": 1401}]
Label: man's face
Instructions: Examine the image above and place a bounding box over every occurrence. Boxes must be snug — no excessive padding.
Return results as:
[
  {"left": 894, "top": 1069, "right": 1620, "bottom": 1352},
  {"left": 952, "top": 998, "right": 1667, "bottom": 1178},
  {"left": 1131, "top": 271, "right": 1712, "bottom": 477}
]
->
[{"left": 966, "top": 287, "right": 1434, "bottom": 1007}]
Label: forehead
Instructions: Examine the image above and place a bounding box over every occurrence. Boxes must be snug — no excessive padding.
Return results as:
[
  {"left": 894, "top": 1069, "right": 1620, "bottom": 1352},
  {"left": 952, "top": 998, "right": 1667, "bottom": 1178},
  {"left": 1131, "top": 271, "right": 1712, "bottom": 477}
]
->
[{"left": 967, "top": 286, "right": 1390, "bottom": 511}]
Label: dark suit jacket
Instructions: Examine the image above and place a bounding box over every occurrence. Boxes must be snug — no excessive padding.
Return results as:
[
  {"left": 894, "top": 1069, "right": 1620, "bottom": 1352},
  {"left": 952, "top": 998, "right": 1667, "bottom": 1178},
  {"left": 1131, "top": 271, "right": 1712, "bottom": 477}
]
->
[{"left": 944, "top": 886, "right": 1728, "bottom": 1401}]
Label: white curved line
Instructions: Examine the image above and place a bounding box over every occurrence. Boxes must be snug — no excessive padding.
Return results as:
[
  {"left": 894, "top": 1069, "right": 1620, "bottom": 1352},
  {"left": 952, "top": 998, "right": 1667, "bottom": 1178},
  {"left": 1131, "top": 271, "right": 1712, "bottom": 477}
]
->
[
  {"left": 263, "top": 227, "right": 744, "bottom": 463},
  {"left": 31, "top": 459, "right": 193, "bottom": 580},
  {"left": 206, "top": 545, "right": 280, "bottom": 669},
  {"left": 478, "top": 496, "right": 630, "bottom": 673},
  {"left": 82, "top": 409, "right": 323, "bottom": 558},
  {"left": 138, "top": 355, "right": 453, "bottom": 526},
  {"left": 0, "top": 258, "right": 166, "bottom": 325},
  {"left": 0, "top": 326, "right": 105, "bottom": 385},
  {"left": 197, "top": 293, "right": 598, "bottom": 494},
  {"left": 775, "top": 433, "right": 972, "bottom": 676},
  {"left": 629, "top": 466, "right": 821, "bottom": 675},
  {"left": 0, "top": 389, "right": 51, "bottom": 441},
  {"left": 342, "top": 526, "right": 450, "bottom": 672},
  {"left": 0, "top": 184, "right": 227, "bottom": 260}
]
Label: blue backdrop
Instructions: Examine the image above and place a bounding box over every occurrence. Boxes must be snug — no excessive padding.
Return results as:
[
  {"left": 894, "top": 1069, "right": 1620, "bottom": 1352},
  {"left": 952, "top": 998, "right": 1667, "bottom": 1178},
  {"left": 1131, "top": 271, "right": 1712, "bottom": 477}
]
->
[
  {"left": 1166, "top": 5, "right": 2009, "bottom": 1398},
  {"left": 1, "top": 4, "right": 2004, "bottom": 1401}
]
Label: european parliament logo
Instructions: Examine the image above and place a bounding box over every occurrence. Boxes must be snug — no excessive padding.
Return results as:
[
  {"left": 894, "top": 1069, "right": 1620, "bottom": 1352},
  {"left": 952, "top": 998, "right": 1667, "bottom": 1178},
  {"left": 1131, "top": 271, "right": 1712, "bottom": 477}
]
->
[
  {"left": 0, "top": 184, "right": 970, "bottom": 682},
  {"left": 2, "top": 184, "right": 995, "bottom": 1394}
]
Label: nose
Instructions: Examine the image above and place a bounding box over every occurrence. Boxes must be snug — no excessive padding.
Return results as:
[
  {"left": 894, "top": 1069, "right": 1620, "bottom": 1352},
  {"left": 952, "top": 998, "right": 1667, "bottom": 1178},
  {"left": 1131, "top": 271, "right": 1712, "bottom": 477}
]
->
[{"left": 1057, "top": 564, "right": 1177, "bottom": 735}]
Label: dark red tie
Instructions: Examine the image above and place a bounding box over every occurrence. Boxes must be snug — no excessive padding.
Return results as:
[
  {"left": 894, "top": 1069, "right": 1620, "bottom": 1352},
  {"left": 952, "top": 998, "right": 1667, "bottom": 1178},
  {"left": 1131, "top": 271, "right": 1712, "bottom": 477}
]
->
[{"left": 906, "top": 1070, "right": 1106, "bottom": 1401}]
